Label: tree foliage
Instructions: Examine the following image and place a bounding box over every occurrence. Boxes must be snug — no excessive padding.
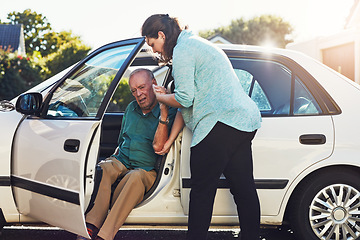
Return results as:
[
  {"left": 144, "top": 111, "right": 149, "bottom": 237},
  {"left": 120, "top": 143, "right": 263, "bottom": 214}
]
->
[
  {"left": 0, "top": 48, "right": 42, "bottom": 100},
  {"left": 0, "top": 9, "right": 91, "bottom": 100},
  {"left": 6, "top": 9, "right": 91, "bottom": 58},
  {"left": 199, "top": 15, "right": 294, "bottom": 48},
  {"left": 44, "top": 37, "right": 91, "bottom": 77},
  {"left": 41, "top": 31, "right": 85, "bottom": 57},
  {"left": 7, "top": 9, "right": 52, "bottom": 55},
  {"left": 107, "top": 78, "right": 134, "bottom": 112}
]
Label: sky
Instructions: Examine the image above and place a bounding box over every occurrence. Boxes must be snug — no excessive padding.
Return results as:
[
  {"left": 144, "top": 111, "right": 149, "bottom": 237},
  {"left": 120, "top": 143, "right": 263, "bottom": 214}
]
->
[{"left": 0, "top": 0, "right": 356, "bottom": 50}]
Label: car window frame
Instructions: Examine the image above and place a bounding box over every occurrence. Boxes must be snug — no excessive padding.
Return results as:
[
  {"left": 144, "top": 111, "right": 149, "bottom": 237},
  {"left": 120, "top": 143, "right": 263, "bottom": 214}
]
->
[
  {"left": 39, "top": 38, "right": 145, "bottom": 120},
  {"left": 233, "top": 68, "right": 273, "bottom": 113},
  {"left": 225, "top": 49, "right": 341, "bottom": 117}
]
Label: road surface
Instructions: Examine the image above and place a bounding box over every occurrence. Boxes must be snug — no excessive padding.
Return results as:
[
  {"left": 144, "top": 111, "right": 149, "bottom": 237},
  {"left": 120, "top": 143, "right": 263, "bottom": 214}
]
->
[{"left": 0, "top": 225, "right": 295, "bottom": 240}]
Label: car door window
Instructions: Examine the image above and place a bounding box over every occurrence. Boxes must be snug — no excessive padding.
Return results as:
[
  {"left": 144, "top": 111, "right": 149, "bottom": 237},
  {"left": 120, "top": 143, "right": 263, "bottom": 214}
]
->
[
  {"left": 106, "top": 65, "right": 170, "bottom": 113},
  {"left": 293, "top": 75, "right": 321, "bottom": 115},
  {"left": 46, "top": 45, "right": 136, "bottom": 118},
  {"left": 231, "top": 58, "right": 322, "bottom": 117},
  {"left": 234, "top": 69, "right": 271, "bottom": 111},
  {"left": 106, "top": 77, "right": 134, "bottom": 112},
  {"left": 232, "top": 58, "right": 292, "bottom": 116}
]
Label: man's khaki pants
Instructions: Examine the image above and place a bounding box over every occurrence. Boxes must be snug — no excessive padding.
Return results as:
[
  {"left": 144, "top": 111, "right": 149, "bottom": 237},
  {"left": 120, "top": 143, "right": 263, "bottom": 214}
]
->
[{"left": 85, "top": 157, "right": 157, "bottom": 240}]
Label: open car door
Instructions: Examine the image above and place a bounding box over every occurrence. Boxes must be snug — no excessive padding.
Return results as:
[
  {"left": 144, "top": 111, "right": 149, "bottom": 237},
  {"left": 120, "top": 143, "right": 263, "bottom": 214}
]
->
[{"left": 11, "top": 38, "right": 145, "bottom": 237}]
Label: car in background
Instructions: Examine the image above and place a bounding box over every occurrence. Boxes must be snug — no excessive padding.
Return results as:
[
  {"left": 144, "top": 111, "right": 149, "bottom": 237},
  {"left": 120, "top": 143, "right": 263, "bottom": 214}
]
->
[{"left": 1, "top": 37, "right": 360, "bottom": 240}]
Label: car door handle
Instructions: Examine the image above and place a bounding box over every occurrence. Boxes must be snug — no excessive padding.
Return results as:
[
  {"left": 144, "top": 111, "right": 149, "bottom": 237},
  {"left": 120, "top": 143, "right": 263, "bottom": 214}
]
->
[
  {"left": 299, "top": 134, "right": 326, "bottom": 145},
  {"left": 64, "top": 139, "right": 80, "bottom": 152}
]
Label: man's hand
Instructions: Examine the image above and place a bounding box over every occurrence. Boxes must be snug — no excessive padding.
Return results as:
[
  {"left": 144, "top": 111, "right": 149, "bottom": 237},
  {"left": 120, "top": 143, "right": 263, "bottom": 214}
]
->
[{"left": 155, "top": 139, "right": 172, "bottom": 155}]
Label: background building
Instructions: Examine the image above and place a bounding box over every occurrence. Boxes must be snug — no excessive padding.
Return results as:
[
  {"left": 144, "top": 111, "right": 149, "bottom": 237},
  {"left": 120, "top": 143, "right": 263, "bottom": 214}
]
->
[
  {"left": 0, "top": 24, "right": 26, "bottom": 55},
  {"left": 287, "top": 0, "right": 360, "bottom": 84}
]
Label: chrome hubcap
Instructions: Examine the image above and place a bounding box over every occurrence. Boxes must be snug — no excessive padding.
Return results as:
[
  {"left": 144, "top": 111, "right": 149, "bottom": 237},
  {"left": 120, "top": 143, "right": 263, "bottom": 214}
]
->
[
  {"left": 333, "top": 207, "right": 346, "bottom": 222},
  {"left": 309, "top": 184, "right": 360, "bottom": 240}
]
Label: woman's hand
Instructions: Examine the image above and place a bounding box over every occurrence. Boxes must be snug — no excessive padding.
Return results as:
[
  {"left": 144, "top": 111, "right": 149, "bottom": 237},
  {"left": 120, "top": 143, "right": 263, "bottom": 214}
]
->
[
  {"left": 153, "top": 84, "right": 184, "bottom": 108},
  {"left": 155, "top": 139, "right": 172, "bottom": 155},
  {"left": 153, "top": 85, "right": 169, "bottom": 111},
  {"left": 153, "top": 84, "right": 167, "bottom": 96}
]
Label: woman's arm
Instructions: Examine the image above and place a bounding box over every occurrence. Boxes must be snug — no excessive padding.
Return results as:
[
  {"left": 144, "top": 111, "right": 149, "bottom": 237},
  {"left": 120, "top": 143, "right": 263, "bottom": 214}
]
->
[{"left": 153, "top": 85, "right": 184, "bottom": 108}]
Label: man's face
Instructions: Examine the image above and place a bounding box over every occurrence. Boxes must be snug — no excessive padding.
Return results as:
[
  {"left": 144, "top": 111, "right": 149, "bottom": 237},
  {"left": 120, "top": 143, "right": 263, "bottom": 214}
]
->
[{"left": 129, "top": 71, "right": 157, "bottom": 113}]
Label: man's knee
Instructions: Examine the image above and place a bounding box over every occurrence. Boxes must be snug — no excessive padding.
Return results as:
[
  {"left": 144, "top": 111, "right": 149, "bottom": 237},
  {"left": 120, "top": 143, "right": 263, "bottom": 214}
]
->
[
  {"left": 127, "top": 169, "right": 156, "bottom": 191},
  {"left": 99, "top": 161, "right": 113, "bottom": 174},
  {"left": 127, "top": 170, "right": 144, "bottom": 183},
  {"left": 126, "top": 170, "right": 150, "bottom": 187},
  {"left": 98, "top": 159, "right": 120, "bottom": 183}
]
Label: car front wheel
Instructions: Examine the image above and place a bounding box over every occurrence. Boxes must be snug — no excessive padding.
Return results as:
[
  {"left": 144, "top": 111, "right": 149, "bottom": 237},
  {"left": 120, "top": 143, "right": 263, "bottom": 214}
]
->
[{"left": 290, "top": 168, "right": 360, "bottom": 240}]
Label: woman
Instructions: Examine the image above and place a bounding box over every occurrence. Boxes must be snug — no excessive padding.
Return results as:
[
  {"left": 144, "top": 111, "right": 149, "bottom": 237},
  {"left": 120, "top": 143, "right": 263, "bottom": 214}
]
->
[{"left": 142, "top": 14, "right": 262, "bottom": 240}]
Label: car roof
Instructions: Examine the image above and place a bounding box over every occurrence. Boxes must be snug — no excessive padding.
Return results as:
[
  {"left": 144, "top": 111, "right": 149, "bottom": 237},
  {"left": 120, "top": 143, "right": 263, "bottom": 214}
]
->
[{"left": 219, "top": 43, "right": 310, "bottom": 62}]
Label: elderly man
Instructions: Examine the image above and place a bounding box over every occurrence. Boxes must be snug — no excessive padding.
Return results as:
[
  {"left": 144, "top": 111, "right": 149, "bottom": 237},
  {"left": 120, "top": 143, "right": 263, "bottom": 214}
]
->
[{"left": 77, "top": 68, "right": 177, "bottom": 240}]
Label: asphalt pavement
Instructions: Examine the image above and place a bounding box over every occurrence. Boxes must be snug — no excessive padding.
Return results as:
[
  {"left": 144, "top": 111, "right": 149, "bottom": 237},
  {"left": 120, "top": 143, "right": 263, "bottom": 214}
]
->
[{"left": 0, "top": 225, "right": 295, "bottom": 240}]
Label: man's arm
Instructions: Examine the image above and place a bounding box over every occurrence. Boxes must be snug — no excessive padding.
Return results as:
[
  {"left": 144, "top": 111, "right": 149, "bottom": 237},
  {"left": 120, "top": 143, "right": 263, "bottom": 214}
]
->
[
  {"left": 152, "top": 103, "right": 170, "bottom": 153},
  {"left": 155, "top": 111, "right": 184, "bottom": 155}
]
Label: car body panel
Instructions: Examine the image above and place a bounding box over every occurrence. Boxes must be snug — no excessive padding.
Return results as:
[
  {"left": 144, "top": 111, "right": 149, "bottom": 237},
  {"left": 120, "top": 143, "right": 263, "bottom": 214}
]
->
[
  {"left": 0, "top": 110, "right": 23, "bottom": 177},
  {"left": 6, "top": 37, "right": 145, "bottom": 237},
  {"left": 0, "top": 111, "right": 23, "bottom": 223},
  {"left": 12, "top": 119, "right": 100, "bottom": 236},
  {"left": 180, "top": 115, "right": 334, "bottom": 216},
  {"left": 254, "top": 115, "right": 334, "bottom": 216}
]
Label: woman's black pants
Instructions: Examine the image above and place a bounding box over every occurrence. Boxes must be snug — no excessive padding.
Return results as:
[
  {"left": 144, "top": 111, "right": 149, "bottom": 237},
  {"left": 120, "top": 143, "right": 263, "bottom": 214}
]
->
[{"left": 187, "top": 122, "right": 260, "bottom": 240}]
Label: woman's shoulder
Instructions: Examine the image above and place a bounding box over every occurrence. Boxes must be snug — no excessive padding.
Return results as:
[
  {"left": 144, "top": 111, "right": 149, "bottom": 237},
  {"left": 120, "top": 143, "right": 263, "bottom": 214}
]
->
[{"left": 174, "top": 31, "right": 211, "bottom": 55}]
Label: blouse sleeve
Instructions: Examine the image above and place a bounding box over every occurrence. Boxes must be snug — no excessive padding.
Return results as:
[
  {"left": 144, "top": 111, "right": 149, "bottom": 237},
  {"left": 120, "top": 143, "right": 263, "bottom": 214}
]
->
[{"left": 173, "top": 46, "right": 196, "bottom": 108}]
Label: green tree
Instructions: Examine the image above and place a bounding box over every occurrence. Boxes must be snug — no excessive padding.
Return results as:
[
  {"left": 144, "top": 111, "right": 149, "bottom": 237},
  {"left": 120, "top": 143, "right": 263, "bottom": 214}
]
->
[
  {"left": 199, "top": 15, "right": 293, "bottom": 48},
  {"left": 6, "top": 9, "right": 91, "bottom": 60},
  {"left": 0, "top": 49, "right": 43, "bottom": 100},
  {"left": 44, "top": 38, "right": 91, "bottom": 77},
  {"left": 107, "top": 78, "right": 134, "bottom": 112},
  {"left": 0, "top": 9, "right": 92, "bottom": 100},
  {"left": 41, "top": 30, "right": 87, "bottom": 57},
  {"left": 5, "top": 9, "right": 91, "bottom": 78},
  {"left": 7, "top": 9, "right": 52, "bottom": 55}
]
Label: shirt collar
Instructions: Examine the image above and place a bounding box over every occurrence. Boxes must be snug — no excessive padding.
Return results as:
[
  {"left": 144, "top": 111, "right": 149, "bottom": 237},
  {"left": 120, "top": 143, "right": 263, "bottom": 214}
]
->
[
  {"left": 177, "top": 29, "right": 193, "bottom": 45},
  {"left": 132, "top": 101, "right": 160, "bottom": 118}
]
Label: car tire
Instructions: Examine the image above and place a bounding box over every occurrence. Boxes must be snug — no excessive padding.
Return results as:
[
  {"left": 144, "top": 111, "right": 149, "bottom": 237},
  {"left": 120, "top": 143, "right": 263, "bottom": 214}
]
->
[{"left": 290, "top": 167, "right": 360, "bottom": 240}]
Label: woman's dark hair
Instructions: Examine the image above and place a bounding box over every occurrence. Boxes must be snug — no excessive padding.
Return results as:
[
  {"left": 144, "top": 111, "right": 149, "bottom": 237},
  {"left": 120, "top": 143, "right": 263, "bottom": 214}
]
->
[{"left": 141, "top": 14, "right": 182, "bottom": 63}]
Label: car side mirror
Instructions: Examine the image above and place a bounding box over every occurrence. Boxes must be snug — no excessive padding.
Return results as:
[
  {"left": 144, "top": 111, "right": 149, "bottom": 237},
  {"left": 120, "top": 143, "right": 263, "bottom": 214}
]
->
[{"left": 15, "top": 92, "right": 43, "bottom": 116}]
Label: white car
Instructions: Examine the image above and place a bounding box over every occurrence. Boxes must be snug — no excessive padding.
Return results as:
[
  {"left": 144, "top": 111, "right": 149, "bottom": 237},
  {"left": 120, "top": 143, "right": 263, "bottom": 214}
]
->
[{"left": 1, "top": 37, "right": 360, "bottom": 240}]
